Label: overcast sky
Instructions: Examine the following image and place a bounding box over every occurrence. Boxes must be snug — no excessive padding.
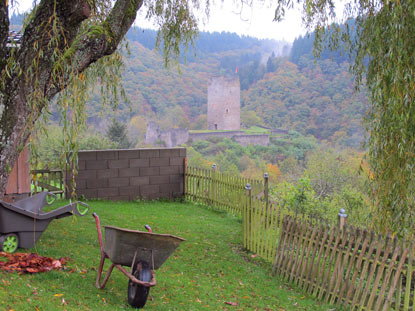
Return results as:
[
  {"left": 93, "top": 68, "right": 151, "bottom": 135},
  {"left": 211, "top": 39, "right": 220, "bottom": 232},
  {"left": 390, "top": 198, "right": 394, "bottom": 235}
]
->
[{"left": 13, "top": 0, "right": 307, "bottom": 42}]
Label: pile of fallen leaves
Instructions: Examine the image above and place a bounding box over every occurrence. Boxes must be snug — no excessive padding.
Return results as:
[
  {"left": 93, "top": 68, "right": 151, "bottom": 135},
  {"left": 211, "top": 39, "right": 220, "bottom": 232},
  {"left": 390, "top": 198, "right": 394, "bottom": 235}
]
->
[{"left": 0, "top": 252, "right": 68, "bottom": 274}]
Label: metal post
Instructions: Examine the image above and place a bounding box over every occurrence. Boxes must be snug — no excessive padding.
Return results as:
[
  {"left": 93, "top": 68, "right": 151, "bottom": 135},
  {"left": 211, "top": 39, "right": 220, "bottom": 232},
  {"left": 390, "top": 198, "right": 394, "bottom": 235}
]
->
[{"left": 338, "top": 208, "right": 347, "bottom": 231}]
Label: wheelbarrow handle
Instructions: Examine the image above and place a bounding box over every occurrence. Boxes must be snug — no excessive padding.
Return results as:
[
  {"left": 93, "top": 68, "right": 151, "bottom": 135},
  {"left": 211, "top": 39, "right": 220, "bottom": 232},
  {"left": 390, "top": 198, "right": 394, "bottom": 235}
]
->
[
  {"left": 144, "top": 225, "right": 152, "bottom": 233},
  {"left": 93, "top": 213, "right": 104, "bottom": 252}
]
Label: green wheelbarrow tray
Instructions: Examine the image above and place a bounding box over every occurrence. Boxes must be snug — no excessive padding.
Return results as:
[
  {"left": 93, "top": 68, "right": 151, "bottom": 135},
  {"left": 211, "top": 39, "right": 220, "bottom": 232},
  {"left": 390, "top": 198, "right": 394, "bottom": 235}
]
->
[{"left": 104, "top": 226, "right": 185, "bottom": 269}]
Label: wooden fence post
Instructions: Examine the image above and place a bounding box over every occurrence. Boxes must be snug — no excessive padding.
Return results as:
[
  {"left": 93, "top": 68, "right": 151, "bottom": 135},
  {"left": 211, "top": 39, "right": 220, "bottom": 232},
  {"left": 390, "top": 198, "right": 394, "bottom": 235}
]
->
[
  {"left": 243, "top": 183, "right": 252, "bottom": 249},
  {"left": 211, "top": 164, "right": 217, "bottom": 207},
  {"left": 338, "top": 208, "right": 347, "bottom": 231}
]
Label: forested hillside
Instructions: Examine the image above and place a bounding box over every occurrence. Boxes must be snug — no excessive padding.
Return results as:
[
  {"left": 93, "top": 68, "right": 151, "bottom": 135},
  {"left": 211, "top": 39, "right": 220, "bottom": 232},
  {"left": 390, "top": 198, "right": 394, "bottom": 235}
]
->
[
  {"left": 79, "top": 26, "right": 367, "bottom": 150},
  {"left": 11, "top": 10, "right": 368, "bottom": 178}
]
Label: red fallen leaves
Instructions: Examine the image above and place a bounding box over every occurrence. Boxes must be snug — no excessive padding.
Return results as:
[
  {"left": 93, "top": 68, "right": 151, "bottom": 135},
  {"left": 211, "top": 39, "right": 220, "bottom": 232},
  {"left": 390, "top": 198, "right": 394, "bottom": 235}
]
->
[{"left": 0, "top": 252, "right": 68, "bottom": 274}]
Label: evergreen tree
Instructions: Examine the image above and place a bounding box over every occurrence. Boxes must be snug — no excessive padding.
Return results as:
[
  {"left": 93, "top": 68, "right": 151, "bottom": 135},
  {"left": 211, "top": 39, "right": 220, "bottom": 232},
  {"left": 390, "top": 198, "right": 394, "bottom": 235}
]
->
[{"left": 106, "top": 119, "right": 131, "bottom": 149}]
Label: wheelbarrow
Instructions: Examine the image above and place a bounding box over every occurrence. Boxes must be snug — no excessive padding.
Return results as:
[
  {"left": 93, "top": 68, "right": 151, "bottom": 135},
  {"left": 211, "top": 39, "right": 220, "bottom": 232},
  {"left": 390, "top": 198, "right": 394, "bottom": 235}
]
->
[
  {"left": 92, "top": 213, "right": 185, "bottom": 309},
  {"left": 0, "top": 192, "right": 89, "bottom": 253}
]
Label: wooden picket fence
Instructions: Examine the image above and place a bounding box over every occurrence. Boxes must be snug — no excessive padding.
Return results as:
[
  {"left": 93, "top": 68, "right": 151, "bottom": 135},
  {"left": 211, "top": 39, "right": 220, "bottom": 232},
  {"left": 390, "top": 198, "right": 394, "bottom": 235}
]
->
[
  {"left": 31, "top": 169, "right": 65, "bottom": 198},
  {"left": 184, "top": 165, "right": 415, "bottom": 310},
  {"left": 273, "top": 216, "right": 415, "bottom": 311},
  {"left": 185, "top": 165, "right": 263, "bottom": 215}
]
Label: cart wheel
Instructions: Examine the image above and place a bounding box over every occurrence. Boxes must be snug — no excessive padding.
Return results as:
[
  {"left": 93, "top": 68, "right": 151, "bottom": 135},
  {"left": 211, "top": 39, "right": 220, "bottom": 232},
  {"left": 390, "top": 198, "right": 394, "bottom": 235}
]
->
[
  {"left": 127, "top": 261, "right": 151, "bottom": 308},
  {"left": 0, "top": 234, "right": 19, "bottom": 253}
]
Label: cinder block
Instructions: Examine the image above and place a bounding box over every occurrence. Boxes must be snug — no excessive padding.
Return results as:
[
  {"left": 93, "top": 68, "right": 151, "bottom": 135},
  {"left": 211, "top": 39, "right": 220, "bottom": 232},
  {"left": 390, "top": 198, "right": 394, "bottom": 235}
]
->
[
  {"left": 170, "top": 157, "right": 185, "bottom": 166},
  {"left": 109, "top": 177, "right": 129, "bottom": 188},
  {"left": 86, "top": 160, "right": 108, "bottom": 170},
  {"left": 98, "top": 188, "right": 119, "bottom": 197},
  {"left": 159, "top": 183, "right": 180, "bottom": 193},
  {"left": 118, "top": 150, "right": 140, "bottom": 159},
  {"left": 180, "top": 148, "right": 187, "bottom": 157},
  {"left": 130, "top": 176, "right": 149, "bottom": 186},
  {"left": 78, "top": 160, "right": 86, "bottom": 170},
  {"left": 108, "top": 159, "right": 129, "bottom": 169},
  {"left": 130, "top": 158, "right": 149, "bottom": 168},
  {"left": 77, "top": 170, "right": 96, "bottom": 180},
  {"left": 160, "top": 166, "right": 179, "bottom": 175},
  {"left": 140, "top": 185, "right": 159, "bottom": 195},
  {"left": 140, "top": 149, "right": 160, "bottom": 158},
  {"left": 150, "top": 157, "right": 170, "bottom": 167},
  {"left": 141, "top": 192, "right": 163, "bottom": 200},
  {"left": 119, "top": 186, "right": 140, "bottom": 197},
  {"left": 119, "top": 167, "right": 141, "bottom": 177},
  {"left": 140, "top": 167, "right": 160, "bottom": 176},
  {"left": 77, "top": 188, "right": 98, "bottom": 199},
  {"left": 107, "top": 195, "right": 130, "bottom": 201},
  {"left": 75, "top": 179, "right": 86, "bottom": 189},
  {"left": 87, "top": 179, "right": 108, "bottom": 189},
  {"left": 160, "top": 148, "right": 180, "bottom": 158},
  {"left": 97, "top": 151, "right": 118, "bottom": 160},
  {"left": 155, "top": 193, "right": 171, "bottom": 200},
  {"left": 97, "top": 169, "right": 118, "bottom": 179},
  {"left": 178, "top": 166, "right": 184, "bottom": 174},
  {"left": 170, "top": 175, "right": 184, "bottom": 184},
  {"left": 150, "top": 175, "right": 170, "bottom": 185},
  {"left": 78, "top": 151, "right": 97, "bottom": 161}
]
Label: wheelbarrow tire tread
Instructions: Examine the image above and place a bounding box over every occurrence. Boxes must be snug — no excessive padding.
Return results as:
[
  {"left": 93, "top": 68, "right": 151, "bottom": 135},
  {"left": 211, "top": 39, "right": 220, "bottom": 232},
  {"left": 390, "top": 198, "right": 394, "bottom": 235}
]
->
[{"left": 128, "top": 260, "right": 151, "bottom": 308}]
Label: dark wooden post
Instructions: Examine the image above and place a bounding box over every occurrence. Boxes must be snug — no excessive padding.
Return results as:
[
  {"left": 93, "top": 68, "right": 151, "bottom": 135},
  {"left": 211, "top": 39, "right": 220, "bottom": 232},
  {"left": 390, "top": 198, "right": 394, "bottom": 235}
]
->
[
  {"left": 264, "top": 172, "right": 269, "bottom": 207},
  {"left": 211, "top": 163, "right": 217, "bottom": 207},
  {"left": 244, "top": 183, "right": 252, "bottom": 249}
]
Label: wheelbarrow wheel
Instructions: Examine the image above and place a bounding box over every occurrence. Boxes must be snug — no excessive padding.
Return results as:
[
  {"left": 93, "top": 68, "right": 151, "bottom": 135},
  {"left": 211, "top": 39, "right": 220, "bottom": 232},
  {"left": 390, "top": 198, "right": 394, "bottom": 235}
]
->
[
  {"left": 128, "top": 261, "right": 151, "bottom": 308},
  {"left": 0, "top": 233, "right": 19, "bottom": 253}
]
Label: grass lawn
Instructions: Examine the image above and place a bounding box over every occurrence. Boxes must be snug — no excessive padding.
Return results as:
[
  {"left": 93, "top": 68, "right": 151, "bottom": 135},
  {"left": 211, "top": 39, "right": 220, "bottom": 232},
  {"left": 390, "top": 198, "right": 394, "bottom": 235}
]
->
[{"left": 0, "top": 200, "right": 336, "bottom": 311}]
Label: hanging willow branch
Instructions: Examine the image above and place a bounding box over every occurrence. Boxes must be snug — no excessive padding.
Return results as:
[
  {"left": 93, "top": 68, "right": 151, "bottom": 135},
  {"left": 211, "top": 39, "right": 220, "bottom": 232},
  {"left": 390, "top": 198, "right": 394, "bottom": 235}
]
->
[{"left": 0, "top": 0, "right": 203, "bottom": 198}]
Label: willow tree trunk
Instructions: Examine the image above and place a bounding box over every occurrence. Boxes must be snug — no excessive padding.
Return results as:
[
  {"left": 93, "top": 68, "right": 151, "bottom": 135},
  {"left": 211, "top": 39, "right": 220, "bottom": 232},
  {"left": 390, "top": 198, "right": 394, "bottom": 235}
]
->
[{"left": 0, "top": 0, "right": 143, "bottom": 198}]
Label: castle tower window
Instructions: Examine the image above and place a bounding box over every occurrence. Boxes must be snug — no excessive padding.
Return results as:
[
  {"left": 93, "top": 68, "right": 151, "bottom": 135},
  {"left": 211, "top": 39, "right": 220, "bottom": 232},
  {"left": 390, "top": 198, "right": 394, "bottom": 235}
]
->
[
  {"left": 226, "top": 109, "right": 229, "bottom": 113},
  {"left": 214, "top": 124, "right": 218, "bottom": 130}
]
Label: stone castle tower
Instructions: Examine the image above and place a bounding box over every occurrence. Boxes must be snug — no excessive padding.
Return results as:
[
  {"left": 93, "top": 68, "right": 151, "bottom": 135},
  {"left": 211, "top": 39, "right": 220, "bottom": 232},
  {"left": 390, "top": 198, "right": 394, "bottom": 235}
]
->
[{"left": 207, "top": 76, "right": 240, "bottom": 130}]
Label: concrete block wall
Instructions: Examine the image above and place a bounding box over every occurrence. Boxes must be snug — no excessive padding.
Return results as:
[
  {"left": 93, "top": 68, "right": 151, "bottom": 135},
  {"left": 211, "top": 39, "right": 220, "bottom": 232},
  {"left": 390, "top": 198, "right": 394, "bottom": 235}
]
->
[{"left": 66, "top": 148, "right": 186, "bottom": 201}]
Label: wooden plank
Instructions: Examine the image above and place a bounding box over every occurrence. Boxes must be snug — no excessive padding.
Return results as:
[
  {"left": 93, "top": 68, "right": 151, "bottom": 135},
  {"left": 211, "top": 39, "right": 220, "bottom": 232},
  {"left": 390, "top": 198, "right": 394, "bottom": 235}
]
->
[
  {"left": 403, "top": 242, "right": 413, "bottom": 311},
  {"left": 345, "top": 230, "right": 370, "bottom": 304},
  {"left": 375, "top": 244, "right": 401, "bottom": 311},
  {"left": 305, "top": 223, "right": 324, "bottom": 293},
  {"left": 309, "top": 224, "right": 329, "bottom": 296},
  {"left": 327, "top": 227, "right": 350, "bottom": 304},
  {"left": 330, "top": 229, "right": 355, "bottom": 305},
  {"left": 288, "top": 218, "right": 304, "bottom": 283},
  {"left": 273, "top": 217, "right": 291, "bottom": 274},
  {"left": 357, "top": 235, "right": 385, "bottom": 308},
  {"left": 318, "top": 226, "right": 341, "bottom": 300},
  {"left": 315, "top": 225, "right": 337, "bottom": 299},
  {"left": 338, "top": 227, "right": 363, "bottom": 303},
  {"left": 299, "top": 223, "right": 318, "bottom": 288}
]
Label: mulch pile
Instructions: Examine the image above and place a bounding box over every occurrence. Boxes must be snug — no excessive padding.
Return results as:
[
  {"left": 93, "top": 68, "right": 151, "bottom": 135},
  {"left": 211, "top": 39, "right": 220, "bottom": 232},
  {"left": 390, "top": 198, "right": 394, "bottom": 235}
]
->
[{"left": 0, "top": 252, "right": 68, "bottom": 273}]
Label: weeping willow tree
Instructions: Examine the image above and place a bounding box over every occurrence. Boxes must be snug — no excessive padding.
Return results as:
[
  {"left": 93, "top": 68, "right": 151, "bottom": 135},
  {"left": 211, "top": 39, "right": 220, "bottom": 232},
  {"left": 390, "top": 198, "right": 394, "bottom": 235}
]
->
[
  {"left": 0, "top": 0, "right": 201, "bottom": 198},
  {"left": 274, "top": 0, "right": 415, "bottom": 236}
]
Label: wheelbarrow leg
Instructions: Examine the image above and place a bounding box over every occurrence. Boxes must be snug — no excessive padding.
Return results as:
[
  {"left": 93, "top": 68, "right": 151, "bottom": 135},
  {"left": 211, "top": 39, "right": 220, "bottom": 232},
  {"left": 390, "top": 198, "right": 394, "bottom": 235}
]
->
[
  {"left": 93, "top": 212, "right": 115, "bottom": 289},
  {"left": 96, "top": 255, "right": 115, "bottom": 289}
]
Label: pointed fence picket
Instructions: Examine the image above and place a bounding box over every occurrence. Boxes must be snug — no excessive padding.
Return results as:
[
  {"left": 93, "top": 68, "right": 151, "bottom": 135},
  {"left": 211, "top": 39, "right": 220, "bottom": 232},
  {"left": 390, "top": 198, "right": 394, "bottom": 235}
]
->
[
  {"left": 185, "top": 165, "right": 263, "bottom": 215},
  {"left": 272, "top": 216, "right": 414, "bottom": 310},
  {"left": 184, "top": 165, "right": 415, "bottom": 310}
]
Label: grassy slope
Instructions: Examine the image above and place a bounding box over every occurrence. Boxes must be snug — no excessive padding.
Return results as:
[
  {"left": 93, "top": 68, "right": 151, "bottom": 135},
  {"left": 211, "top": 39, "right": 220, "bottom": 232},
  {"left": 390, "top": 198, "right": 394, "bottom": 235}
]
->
[{"left": 0, "top": 201, "right": 334, "bottom": 311}]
